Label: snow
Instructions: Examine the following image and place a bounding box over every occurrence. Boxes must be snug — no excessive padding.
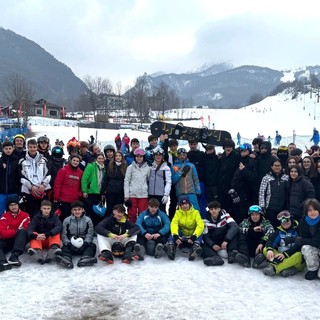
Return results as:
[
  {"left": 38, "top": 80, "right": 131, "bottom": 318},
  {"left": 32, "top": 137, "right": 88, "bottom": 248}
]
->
[{"left": 2, "top": 92, "right": 320, "bottom": 320}]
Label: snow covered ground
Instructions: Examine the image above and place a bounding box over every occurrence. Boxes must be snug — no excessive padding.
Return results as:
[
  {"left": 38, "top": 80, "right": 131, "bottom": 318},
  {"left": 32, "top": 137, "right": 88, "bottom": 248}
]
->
[{"left": 1, "top": 92, "right": 320, "bottom": 320}]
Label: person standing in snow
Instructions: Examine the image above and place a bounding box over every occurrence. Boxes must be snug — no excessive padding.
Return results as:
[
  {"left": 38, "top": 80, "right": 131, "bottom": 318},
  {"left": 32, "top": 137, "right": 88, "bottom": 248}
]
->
[
  {"left": 310, "top": 128, "right": 320, "bottom": 146},
  {"left": 275, "top": 131, "right": 282, "bottom": 146}
]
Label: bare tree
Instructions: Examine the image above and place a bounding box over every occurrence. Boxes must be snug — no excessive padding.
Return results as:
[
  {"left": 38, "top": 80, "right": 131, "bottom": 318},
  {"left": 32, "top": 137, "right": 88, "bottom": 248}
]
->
[
  {"left": 1, "top": 73, "right": 34, "bottom": 124},
  {"left": 82, "top": 75, "right": 113, "bottom": 122}
]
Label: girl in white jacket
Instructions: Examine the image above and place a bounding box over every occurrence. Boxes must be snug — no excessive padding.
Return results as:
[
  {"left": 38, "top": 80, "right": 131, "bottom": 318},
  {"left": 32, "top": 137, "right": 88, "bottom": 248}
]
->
[{"left": 124, "top": 148, "right": 150, "bottom": 223}]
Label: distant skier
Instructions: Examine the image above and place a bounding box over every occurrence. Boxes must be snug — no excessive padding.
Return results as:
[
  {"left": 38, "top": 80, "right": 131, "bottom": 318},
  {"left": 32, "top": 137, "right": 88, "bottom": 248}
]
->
[
  {"left": 275, "top": 131, "right": 282, "bottom": 146},
  {"left": 310, "top": 128, "right": 320, "bottom": 146},
  {"left": 237, "top": 132, "right": 241, "bottom": 146},
  {"left": 114, "top": 133, "right": 121, "bottom": 150}
]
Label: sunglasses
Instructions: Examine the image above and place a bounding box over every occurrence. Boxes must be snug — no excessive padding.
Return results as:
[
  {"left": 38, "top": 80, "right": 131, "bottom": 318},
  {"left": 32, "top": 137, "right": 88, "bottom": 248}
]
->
[{"left": 277, "top": 211, "right": 291, "bottom": 222}]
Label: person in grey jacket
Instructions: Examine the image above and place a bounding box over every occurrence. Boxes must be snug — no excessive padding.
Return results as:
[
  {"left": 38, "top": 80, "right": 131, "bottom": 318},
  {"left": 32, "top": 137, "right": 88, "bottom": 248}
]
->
[
  {"left": 148, "top": 147, "right": 171, "bottom": 213},
  {"left": 56, "top": 200, "right": 97, "bottom": 269}
]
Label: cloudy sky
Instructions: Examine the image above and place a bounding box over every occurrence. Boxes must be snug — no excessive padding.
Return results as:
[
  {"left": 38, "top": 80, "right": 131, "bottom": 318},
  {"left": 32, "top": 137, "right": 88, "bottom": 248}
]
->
[{"left": 1, "top": 0, "right": 319, "bottom": 89}]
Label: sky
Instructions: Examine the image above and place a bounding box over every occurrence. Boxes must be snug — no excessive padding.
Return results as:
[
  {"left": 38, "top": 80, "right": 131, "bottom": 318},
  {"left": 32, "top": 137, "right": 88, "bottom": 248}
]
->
[{"left": 1, "top": 0, "right": 319, "bottom": 90}]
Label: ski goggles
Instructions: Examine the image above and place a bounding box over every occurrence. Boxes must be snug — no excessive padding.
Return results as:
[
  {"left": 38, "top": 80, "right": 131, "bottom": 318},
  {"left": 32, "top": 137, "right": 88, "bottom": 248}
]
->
[
  {"left": 248, "top": 205, "right": 262, "bottom": 215},
  {"left": 277, "top": 210, "right": 291, "bottom": 223},
  {"left": 153, "top": 146, "right": 164, "bottom": 155},
  {"left": 133, "top": 148, "right": 145, "bottom": 156},
  {"left": 177, "top": 148, "right": 187, "bottom": 155}
]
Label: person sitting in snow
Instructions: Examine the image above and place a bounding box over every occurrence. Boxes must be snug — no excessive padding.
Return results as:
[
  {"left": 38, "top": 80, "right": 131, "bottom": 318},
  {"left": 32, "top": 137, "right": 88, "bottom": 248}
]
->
[
  {"left": 235, "top": 205, "right": 274, "bottom": 268},
  {"left": 0, "top": 197, "right": 30, "bottom": 270},
  {"left": 202, "top": 201, "right": 239, "bottom": 266},
  {"left": 283, "top": 198, "right": 320, "bottom": 280},
  {"left": 56, "top": 200, "right": 97, "bottom": 269},
  {"left": 27, "top": 200, "right": 62, "bottom": 264},
  {"left": 135, "top": 198, "right": 171, "bottom": 259},
  {"left": 95, "top": 204, "right": 140, "bottom": 264},
  {"left": 262, "top": 210, "right": 304, "bottom": 277},
  {"left": 164, "top": 195, "right": 204, "bottom": 261}
]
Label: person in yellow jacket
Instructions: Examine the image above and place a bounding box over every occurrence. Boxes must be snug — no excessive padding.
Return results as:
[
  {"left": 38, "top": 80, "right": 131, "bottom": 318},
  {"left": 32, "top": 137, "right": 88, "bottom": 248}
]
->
[{"left": 164, "top": 195, "right": 204, "bottom": 261}]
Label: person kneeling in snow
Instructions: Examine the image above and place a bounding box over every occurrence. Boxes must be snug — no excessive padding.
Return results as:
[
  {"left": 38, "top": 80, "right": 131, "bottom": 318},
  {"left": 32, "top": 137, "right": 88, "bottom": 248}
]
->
[
  {"left": 56, "top": 201, "right": 97, "bottom": 269},
  {"left": 262, "top": 210, "right": 304, "bottom": 277},
  {"left": 164, "top": 195, "right": 204, "bottom": 261},
  {"left": 202, "top": 201, "right": 239, "bottom": 266},
  {"left": 96, "top": 204, "right": 140, "bottom": 264}
]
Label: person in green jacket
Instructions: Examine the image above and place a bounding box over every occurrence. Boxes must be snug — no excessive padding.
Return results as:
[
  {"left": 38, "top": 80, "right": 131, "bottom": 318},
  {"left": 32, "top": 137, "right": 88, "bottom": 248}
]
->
[
  {"left": 81, "top": 152, "right": 106, "bottom": 226},
  {"left": 164, "top": 195, "right": 204, "bottom": 261}
]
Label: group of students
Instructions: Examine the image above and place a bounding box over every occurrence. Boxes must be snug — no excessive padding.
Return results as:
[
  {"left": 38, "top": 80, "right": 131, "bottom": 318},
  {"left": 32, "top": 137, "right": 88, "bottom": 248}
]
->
[{"left": 0, "top": 132, "right": 320, "bottom": 280}]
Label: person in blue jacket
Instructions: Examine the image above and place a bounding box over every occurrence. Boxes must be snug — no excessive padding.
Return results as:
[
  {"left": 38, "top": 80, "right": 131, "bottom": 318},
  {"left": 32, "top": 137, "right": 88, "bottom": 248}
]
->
[
  {"left": 310, "top": 128, "right": 320, "bottom": 146},
  {"left": 135, "top": 198, "right": 171, "bottom": 259}
]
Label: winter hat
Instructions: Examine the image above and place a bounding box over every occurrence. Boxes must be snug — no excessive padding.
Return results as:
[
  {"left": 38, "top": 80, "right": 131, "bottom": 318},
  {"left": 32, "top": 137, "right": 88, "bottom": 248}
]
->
[
  {"left": 178, "top": 196, "right": 191, "bottom": 206},
  {"left": 7, "top": 196, "right": 20, "bottom": 207},
  {"left": 13, "top": 134, "right": 26, "bottom": 142}
]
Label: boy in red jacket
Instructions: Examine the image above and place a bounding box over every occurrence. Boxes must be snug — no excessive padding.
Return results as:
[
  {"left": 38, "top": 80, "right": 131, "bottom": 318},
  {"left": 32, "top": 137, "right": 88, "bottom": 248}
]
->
[{"left": 0, "top": 197, "right": 30, "bottom": 270}]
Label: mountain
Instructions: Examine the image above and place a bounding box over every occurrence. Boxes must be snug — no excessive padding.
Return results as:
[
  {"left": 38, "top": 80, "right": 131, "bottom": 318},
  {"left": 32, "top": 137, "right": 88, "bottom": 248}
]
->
[{"left": 0, "top": 28, "right": 87, "bottom": 109}]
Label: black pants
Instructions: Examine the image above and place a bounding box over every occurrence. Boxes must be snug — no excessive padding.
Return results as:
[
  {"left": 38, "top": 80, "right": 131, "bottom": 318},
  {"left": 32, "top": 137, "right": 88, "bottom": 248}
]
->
[
  {"left": 106, "top": 192, "right": 124, "bottom": 216},
  {"left": 83, "top": 194, "right": 104, "bottom": 227},
  {"left": 61, "top": 242, "right": 96, "bottom": 260},
  {"left": 202, "top": 237, "right": 238, "bottom": 259},
  {"left": 168, "top": 185, "right": 177, "bottom": 220},
  {"left": 0, "top": 229, "right": 28, "bottom": 262}
]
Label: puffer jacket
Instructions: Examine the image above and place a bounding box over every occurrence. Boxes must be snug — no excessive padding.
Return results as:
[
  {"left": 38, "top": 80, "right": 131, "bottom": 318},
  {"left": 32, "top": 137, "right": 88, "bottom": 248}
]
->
[
  {"left": 171, "top": 159, "right": 200, "bottom": 196},
  {"left": 0, "top": 152, "right": 20, "bottom": 194},
  {"left": 81, "top": 162, "right": 105, "bottom": 194},
  {"left": 27, "top": 211, "right": 62, "bottom": 239},
  {"left": 95, "top": 215, "right": 140, "bottom": 237},
  {"left": 124, "top": 161, "right": 150, "bottom": 198},
  {"left": 0, "top": 210, "right": 30, "bottom": 239},
  {"left": 136, "top": 208, "right": 171, "bottom": 236},
  {"left": 148, "top": 161, "right": 172, "bottom": 197},
  {"left": 20, "top": 152, "right": 51, "bottom": 194},
  {"left": 61, "top": 213, "right": 94, "bottom": 245},
  {"left": 171, "top": 206, "right": 204, "bottom": 238}
]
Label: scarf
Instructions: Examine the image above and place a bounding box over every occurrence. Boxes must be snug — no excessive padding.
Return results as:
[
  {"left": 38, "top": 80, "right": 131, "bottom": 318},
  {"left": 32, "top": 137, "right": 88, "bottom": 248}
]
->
[{"left": 305, "top": 215, "right": 320, "bottom": 226}]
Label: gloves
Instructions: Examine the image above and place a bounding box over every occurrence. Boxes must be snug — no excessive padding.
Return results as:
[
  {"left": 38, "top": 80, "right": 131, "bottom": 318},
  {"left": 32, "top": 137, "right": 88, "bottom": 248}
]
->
[
  {"left": 161, "top": 196, "right": 169, "bottom": 204},
  {"left": 181, "top": 165, "right": 191, "bottom": 177},
  {"left": 124, "top": 199, "right": 133, "bottom": 208},
  {"left": 189, "top": 235, "right": 197, "bottom": 242},
  {"left": 228, "top": 189, "right": 240, "bottom": 204}
]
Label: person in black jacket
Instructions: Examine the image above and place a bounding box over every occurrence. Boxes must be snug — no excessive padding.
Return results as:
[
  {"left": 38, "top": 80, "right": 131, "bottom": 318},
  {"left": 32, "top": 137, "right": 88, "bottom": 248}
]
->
[
  {"left": 203, "top": 144, "right": 219, "bottom": 203},
  {"left": 187, "top": 137, "right": 206, "bottom": 217},
  {"left": 202, "top": 201, "right": 239, "bottom": 266},
  {"left": 101, "top": 151, "right": 127, "bottom": 216},
  {"left": 217, "top": 139, "right": 240, "bottom": 215},
  {"left": 231, "top": 143, "right": 257, "bottom": 224},
  {"left": 95, "top": 204, "right": 140, "bottom": 264},
  {"left": 0, "top": 142, "right": 20, "bottom": 216},
  {"left": 27, "top": 200, "right": 62, "bottom": 264},
  {"left": 292, "top": 199, "right": 320, "bottom": 280},
  {"left": 288, "top": 165, "right": 315, "bottom": 220}
]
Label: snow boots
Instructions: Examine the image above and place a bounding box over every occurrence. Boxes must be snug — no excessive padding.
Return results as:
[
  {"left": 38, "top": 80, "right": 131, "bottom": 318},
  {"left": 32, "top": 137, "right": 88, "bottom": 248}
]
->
[
  {"left": 122, "top": 242, "right": 139, "bottom": 264},
  {"left": 134, "top": 243, "right": 145, "bottom": 261},
  {"left": 188, "top": 243, "right": 203, "bottom": 261},
  {"left": 0, "top": 261, "right": 13, "bottom": 272},
  {"left": 8, "top": 252, "right": 22, "bottom": 267},
  {"left": 262, "top": 264, "right": 276, "bottom": 276},
  {"left": 235, "top": 252, "right": 251, "bottom": 268},
  {"left": 77, "top": 256, "right": 97, "bottom": 267},
  {"left": 56, "top": 256, "right": 74, "bottom": 269},
  {"left": 280, "top": 267, "right": 297, "bottom": 278},
  {"left": 252, "top": 253, "right": 268, "bottom": 269},
  {"left": 27, "top": 248, "right": 45, "bottom": 264},
  {"left": 98, "top": 250, "right": 114, "bottom": 264},
  {"left": 164, "top": 242, "right": 176, "bottom": 261},
  {"left": 203, "top": 256, "right": 224, "bottom": 266},
  {"left": 154, "top": 243, "right": 164, "bottom": 259},
  {"left": 305, "top": 270, "right": 318, "bottom": 280},
  {"left": 45, "top": 245, "right": 62, "bottom": 263}
]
